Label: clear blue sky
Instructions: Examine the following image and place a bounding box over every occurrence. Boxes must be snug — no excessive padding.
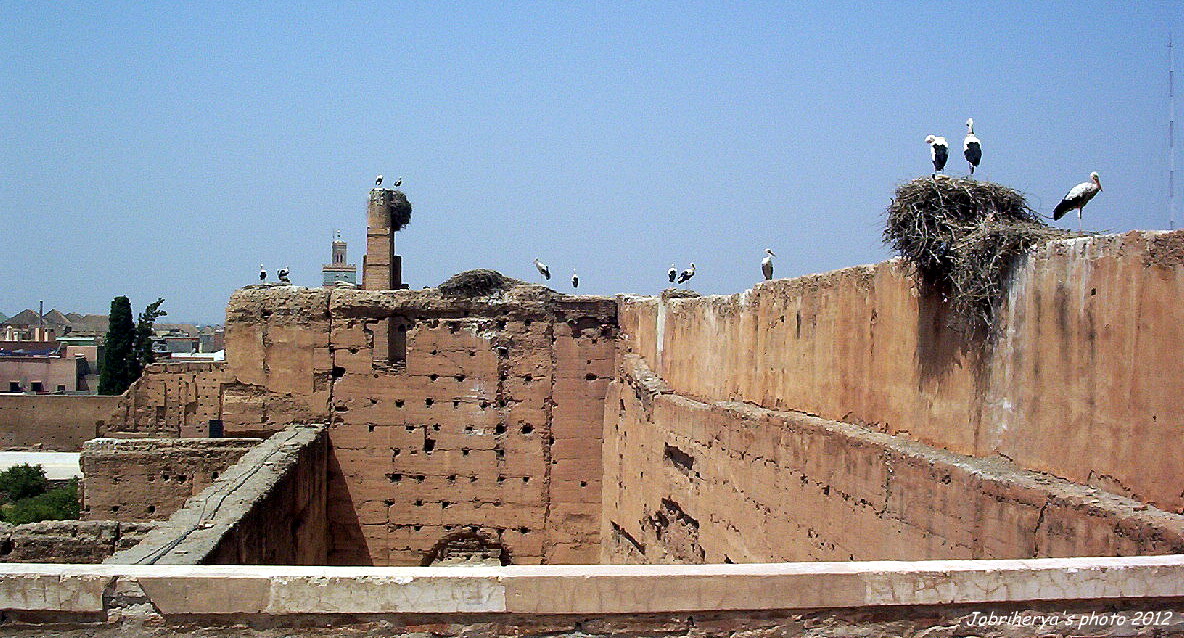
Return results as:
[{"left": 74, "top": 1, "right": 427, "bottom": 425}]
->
[{"left": 2, "top": 2, "right": 1181, "bottom": 323}]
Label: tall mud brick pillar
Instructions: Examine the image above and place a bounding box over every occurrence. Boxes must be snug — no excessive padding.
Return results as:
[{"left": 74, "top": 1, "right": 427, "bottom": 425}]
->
[{"left": 363, "top": 188, "right": 412, "bottom": 290}]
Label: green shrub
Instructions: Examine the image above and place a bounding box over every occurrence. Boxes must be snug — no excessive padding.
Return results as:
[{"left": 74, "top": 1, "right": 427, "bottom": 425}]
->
[
  {"left": 0, "top": 464, "right": 48, "bottom": 503},
  {"left": 0, "top": 479, "right": 80, "bottom": 525}
]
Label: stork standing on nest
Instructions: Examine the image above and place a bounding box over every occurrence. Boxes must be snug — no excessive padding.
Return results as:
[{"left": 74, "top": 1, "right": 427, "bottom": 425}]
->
[
  {"left": 1053, "top": 171, "right": 1102, "bottom": 231},
  {"left": 259, "top": 264, "right": 266, "bottom": 282},
  {"left": 677, "top": 263, "right": 695, "bottom": 286},
  {"left": 533, "top": 258, "right": 551, "bottom": 281},
  {"left": 963, "top": 118, "right": 982, "bottom": 175},
  {"left": 761, "top": 249, "right": 776, "bottom": 281},
  {"left": 375, "top": 174, "right": 383, "bottom": 187},
  {"left": 925, "top": 135, "right": 949, "bottom": 177},
  {"left": 394, "top": 176, "right": 402, "bottom": 188}
]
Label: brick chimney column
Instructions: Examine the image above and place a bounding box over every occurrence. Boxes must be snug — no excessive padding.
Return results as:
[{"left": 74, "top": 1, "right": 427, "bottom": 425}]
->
[{"left": 364, "top": 189, "right": 404, "bottom": 290}]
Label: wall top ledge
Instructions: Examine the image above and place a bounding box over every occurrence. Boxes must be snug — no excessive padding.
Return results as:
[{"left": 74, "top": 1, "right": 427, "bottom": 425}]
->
[{"left": 1, "top": 555, "right": 1182, "bottom": 616}]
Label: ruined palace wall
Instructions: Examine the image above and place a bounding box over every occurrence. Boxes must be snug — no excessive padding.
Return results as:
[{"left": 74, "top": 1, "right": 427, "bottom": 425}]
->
[
  {"left": 105, "top": 361, "right": 227, "bottom": 438},
  {"left": 80, "top": 438, "right": 259, "bottom": 522},
  {"left": 602, "top": 355, "right": 1184, "bottom": 564},
  {"left": 224, "top": 286, "right": 615, "bottom": 566},
  {"left": 0, "top": 521, "right": 153, "bottom": 563},
  {"left": 618, "top": 231, "right": 1184, "bottom": 512},
  {"left": 0, "top": 395, "right": 121, "bottom": 451}
]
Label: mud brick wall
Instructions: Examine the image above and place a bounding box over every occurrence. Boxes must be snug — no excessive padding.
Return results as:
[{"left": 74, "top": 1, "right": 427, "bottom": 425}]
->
[
  {"left": 80, "top": 438, "right": 260, "bottom": 522},
  {"left": 108, "top": 425, "right": 328, "bottom": 566},
  {"left": 618, "top": 231, "right": 1184, "bottom": 513},
  {"left": 0, "top": 395, "right": 121, "bottom": 451},
  {"left": 0, "top": 521, "right": 153, "bottom": 563},
  {"left": 601, "top": 354, "right": 1184, "bottom": 564},
  {"left": 223, "top": 284, "right": 616, "bottom": 566},
  {"left": 105, "top": 361, "right": 228, "bottom": 438}
]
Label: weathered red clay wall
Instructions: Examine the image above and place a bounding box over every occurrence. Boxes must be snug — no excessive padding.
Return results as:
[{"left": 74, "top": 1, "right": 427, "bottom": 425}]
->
[
  {"left": 602, "top": 355, "right": 1184, "bottom": 564},
  {"left": 104, "top": 362, "right": 227, "bottom": 438},
  {"left": 0, "top": 395, "right": 121, "bottom": 451},
  {"left": 223, "top": 284, "right": 615, "bottom": 566},
  {"left": 617, "top": 231, "right": 1184, "bottom": 513},
  {"left": 80, "top": 438, "right": 259, "bottom": 522}
]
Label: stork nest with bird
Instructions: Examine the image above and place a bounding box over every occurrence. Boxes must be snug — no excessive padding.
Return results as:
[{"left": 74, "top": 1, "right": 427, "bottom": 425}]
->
[{"left": 885, "top": 177, "right": 1073, "bottom": 333}]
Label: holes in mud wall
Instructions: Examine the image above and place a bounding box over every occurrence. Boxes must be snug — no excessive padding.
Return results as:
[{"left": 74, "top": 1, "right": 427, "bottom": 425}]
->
[{"left": 422, "top": 530, "right": 511, "bottom": 566}]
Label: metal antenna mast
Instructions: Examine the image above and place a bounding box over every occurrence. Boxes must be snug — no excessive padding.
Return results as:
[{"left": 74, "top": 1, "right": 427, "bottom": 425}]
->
[{"left": 1171, "top": 33, "right": 1177, "bottom": 229}]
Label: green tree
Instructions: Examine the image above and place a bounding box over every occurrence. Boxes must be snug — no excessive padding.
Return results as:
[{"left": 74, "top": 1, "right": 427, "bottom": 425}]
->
[
  {"left": 131, "top": 297, "right": 167, "bottom": 380},
  {"left": 0, "top": 464, "right": 48, "bottom": 503},
  {"left": 98, "top": 296, "right": 135, "bottom": 395},
  {"left": 98, "top": 296, "right": 166, "bottom": 395}
]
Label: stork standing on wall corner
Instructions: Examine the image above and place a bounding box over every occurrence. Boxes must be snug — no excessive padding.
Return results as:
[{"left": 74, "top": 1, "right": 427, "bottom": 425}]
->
[
  {"left": 761, "top": 249, "right": 776, "bottom": 281},
  {"left": 259, "top": 264, "right": 266, "bottom": 282},
  {"left": 533, "top": 258, "right": 551, "bottom": 280},
  {"left": 1053, "top": 171, "right": 1102, "bottom": 231},
  {"left": 963, "top": 118, "right": 982, "bottom": 175},
  {"left": 571, "top": 271, "right": 579, "bottom": 289}
]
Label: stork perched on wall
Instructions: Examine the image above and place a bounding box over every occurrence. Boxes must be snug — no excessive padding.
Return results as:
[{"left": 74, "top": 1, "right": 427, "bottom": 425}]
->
[
  {"left": 277, "top": 267, "right": 291, "bottom": 284},
  {"left": 963, "top": 118, "right": 982, "bottom": 175},
  {"left": 761, "top": 249, "right": 776, "bottom": 281},
  {"left": 925, "top": 135, "right": 949, "bottom": 177},
  {"left": 259, "top": 264, "right": 266, "bottom": 282},
  {"left": 533, "top": 258, "right": 551, "bottom": 281},
  {"left": 1053, "top": 171, "right": 1102, "bottom": 230},
  {"left": 571, "top": 271, "right": 579, "bottom": 288},
  {"left": 677, "top": 263, "right": 695, "bottom": 285},
  {"left": 668, "top": 264, "right": 677, "bottom": 284},
  {"left": 375, "top": 174, "right": 383, "bottom": 187}
]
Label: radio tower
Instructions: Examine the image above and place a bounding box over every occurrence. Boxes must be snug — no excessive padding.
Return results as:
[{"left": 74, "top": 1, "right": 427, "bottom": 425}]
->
[{"left": 1171, "top": 33, "right": 1177, "bottom": 229}]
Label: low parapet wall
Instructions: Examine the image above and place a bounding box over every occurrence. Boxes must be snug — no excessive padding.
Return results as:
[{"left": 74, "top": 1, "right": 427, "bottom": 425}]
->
[
  {"left": 0, "top": 521, "right": 153, "bottom": 564},
  {"left": 109, "top": 424, "right": 327, "bottom": 566},
  {"left": 0, "top": 556, "right": 1182, "bottom": 634},
  {"left": 618, "top": 231, "right": 1184, "bottom": 512}
]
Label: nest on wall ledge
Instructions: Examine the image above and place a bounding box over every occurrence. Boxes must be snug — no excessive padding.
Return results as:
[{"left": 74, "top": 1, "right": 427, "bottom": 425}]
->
[
  {"left": 884, "top": 177, "right": 1076, "bottom": 333},
  {"left": 438, "top": 269, "right": 529, "bottom": 298}
]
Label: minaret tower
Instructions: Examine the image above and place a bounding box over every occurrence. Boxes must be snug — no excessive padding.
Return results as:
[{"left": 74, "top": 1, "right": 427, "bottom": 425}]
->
[{"left": 322, "top": 230, "right": 358, "bottom": 287}]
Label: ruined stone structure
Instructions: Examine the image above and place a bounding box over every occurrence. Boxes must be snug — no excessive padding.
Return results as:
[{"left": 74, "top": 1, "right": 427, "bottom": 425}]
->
[{"left": 3, "top": 192, "right": 1184, "bottom": 632}]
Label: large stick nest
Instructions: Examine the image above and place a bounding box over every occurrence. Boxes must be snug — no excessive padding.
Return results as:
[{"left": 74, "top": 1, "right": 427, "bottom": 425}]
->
[
  {"left": 885, "top": 177, "right": 1073, "bottom": 332},
  {"left": 438, "top": 269, "right": 526, "bottom": 297}
]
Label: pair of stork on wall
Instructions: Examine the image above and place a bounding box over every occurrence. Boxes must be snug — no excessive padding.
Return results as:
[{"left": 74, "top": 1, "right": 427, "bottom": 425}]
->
[
  {"left": 925, "top": 119, "right": 1102, "bottom": 227},
  {"left": 533, "top": 258, "right": 580, "bottom": 289},
  {"left": 259, "top": 265, "right": 290, "bottom": 283}
]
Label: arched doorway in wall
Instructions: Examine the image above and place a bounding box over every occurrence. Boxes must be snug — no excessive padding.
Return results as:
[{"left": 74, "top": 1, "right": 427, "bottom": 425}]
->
[{"left": 421, "top": 528, "right": 511, "bottom": 566}]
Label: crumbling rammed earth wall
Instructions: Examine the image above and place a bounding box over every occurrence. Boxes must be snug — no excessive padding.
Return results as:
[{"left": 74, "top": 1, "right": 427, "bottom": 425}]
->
[
  {"left": 604, "top": 231, "right": 1184, "bottom": 563},
  {"left": 221, "top": 284, "right": 615, "bottom": 565},
  {"left": 616, "top": 231, "right": 1184, "bottom": 512}
]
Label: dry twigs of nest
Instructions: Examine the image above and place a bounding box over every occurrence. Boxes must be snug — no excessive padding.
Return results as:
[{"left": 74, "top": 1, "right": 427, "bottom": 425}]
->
[
  {"left": 438, "top": 269, "right": 524, "bottom": 297},
  {"left": 885, "top": 177, "right": 1074, "bottom": 332}
]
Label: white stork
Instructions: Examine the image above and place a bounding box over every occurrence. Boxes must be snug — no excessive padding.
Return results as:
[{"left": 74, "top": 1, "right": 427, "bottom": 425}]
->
[
  {"left": 277, "top": 267, "right": 291, "bottom": 283},
  {"left": 667, "top": 264, "right": 677, "bottom": 283},
  {"left": 761, "top": 249, "right": 776, "bottom": 281},
  {"left": 259, "top": 264, "right": 266, "bottom": 282},
  {"left": 571, "top": 271, "right": 579, "bottom": 288},
  {"left": 677, "top": 263, "right": 695, "bottom": 285},
  {"left": 375, "top": 174, "right": 383, "bottom": 187},
  {"left": 925, "top": 135, "right": 949, "bottom": 177},
  {"left": 394, "top": 176, "right": 402, "bottom": 188},
  {"left": 533, "top": 258, "right": 551, "bottom": 281},
  {"left": 963, "top": 118, "right": 981, "bottom": 175},
  {"left": 1053, "top": 172, "right": 1102, "bottom": 230}
]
